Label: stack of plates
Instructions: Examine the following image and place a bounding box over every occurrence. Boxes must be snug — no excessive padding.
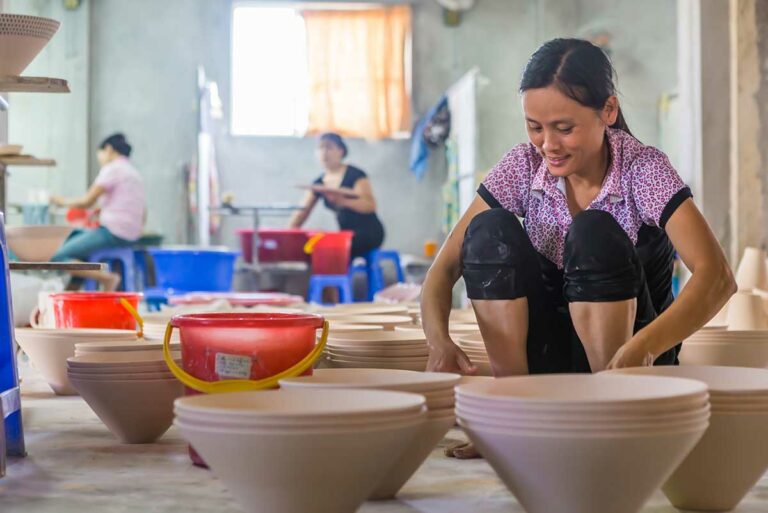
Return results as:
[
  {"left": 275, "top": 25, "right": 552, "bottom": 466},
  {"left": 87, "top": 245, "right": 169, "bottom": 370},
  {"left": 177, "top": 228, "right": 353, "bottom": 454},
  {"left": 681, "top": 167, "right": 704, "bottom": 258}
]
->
[
  {"left": 175, "top": 389, "right": 426, "bottom": 513},
  {"left": 606, "top": 366, "right": 768, "bottom": 511},
  {"left": 280, "top": 368, "right": 459, "bottom": 499},
  {"left": 67, "top": 346, "right": 183, "bottom": 444},
  {"left": 15, "top": 328, "right": 137, "bottom": 395},
  {"left": 314, "top": 303, "right": 410, "bottom": 317},
  {"left": 319, "top": 314, "right": 412, "bottom": 331},
  {"left": 325, "top": 331, "right": 429, "bottom": 371},
  {"left": 142, "top": 312, "right": 180, "bottom": 342},
  {"left": 456, "top": 374, "right": 710, "bottom": 513},
  {"left": 394, "top": 322, "right": 479, "bottom": 337},
  {"left": 680, "top": 328, "right": 768, "bottom": 367},
  {"left": 455, "top": 333, "right": 492, "bottom": 376}
]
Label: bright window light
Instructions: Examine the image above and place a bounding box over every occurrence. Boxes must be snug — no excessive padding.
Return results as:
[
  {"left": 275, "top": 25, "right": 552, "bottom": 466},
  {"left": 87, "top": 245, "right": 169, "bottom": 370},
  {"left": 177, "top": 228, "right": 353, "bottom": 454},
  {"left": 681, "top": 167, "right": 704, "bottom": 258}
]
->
[{"left": 231, "top": 6, "right": 309, "bottom": 136}]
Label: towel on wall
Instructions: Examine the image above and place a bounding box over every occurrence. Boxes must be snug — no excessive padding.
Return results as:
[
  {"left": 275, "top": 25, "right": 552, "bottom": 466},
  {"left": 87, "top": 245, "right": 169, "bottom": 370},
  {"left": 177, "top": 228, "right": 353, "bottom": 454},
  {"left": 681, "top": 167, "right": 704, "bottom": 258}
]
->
[{"left": 409, "top": 96, "right": 451, "bottom": 180}]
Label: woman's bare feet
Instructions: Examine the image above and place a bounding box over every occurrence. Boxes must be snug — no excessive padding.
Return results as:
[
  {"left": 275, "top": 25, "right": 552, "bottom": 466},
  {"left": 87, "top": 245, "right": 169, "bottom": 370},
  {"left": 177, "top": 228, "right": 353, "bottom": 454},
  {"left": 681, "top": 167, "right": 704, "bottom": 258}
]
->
[{"left": 444, "top": 440, "right": 482, "bottom": 459}]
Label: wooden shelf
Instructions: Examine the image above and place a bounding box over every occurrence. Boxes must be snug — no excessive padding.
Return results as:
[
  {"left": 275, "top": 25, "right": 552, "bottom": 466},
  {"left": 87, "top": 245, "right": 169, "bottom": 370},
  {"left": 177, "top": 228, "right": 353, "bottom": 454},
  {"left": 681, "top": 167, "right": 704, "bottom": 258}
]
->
[
  {"left": 0, "top": 156, "right": 55, "bottom": 167},
  {"left": 9, "top": 262, "right": 105, "bottom": 272},
  {"left": 0, "top": 76, "right": 70, "bottom": 93}
]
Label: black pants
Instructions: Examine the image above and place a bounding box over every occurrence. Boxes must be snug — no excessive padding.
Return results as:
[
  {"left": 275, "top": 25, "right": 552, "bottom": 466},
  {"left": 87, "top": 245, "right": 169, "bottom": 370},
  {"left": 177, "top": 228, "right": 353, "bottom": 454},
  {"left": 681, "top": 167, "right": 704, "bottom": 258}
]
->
[{"left": 461, "top": 208, "right": 677, "bottom": 373}]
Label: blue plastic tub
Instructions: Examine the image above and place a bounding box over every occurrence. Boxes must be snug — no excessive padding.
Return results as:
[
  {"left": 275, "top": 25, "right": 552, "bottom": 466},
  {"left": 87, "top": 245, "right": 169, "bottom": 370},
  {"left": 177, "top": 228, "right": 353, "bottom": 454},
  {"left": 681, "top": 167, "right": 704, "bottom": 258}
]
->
[{"left": 148, "top": 247, "right": 238, "bottom": 293}]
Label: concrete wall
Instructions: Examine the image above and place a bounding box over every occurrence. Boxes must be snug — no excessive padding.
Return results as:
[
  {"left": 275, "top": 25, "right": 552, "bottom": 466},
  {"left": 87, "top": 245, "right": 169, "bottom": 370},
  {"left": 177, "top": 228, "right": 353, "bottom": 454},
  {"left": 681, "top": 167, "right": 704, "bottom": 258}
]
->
[{"left": 6, "top": 0, "right": 679, "bottom": 254}]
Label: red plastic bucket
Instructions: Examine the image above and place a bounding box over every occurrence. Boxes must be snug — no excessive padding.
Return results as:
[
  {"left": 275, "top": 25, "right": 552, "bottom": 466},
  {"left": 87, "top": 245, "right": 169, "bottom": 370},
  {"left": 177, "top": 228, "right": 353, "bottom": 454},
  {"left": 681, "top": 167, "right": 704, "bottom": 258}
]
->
[
  {"left": 50, "top": 292, "right": 142, "bottom": 330},
  {"left": 305, "top": 231, "right": 354, "bottom": 275},
  {"left": 164, "top": 312, "right": 327, "bottom": 466},
  {"left": 237, "top": 229, "right": 312, "bottom": 264}
]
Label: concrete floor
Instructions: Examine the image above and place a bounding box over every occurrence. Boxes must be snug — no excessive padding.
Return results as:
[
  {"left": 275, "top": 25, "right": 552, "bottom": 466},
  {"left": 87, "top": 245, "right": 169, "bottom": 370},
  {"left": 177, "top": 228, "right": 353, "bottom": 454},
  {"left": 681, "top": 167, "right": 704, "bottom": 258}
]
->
[{"left": 2, "top": 362, "right": 768, "bottom": 513}]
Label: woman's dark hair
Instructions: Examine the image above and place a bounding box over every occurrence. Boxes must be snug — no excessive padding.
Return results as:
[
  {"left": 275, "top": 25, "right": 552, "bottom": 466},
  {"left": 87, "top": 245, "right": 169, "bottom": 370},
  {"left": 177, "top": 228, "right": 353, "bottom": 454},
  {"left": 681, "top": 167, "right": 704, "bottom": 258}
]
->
[
  {"left": 100, "top": 133, "right": 132, "bottom": 157},
  {"left": 520, "top": 38, "right": 632, "bottom": 136},
  {"left": 319, "top": 132, "right": 348, "bottom": 158}
]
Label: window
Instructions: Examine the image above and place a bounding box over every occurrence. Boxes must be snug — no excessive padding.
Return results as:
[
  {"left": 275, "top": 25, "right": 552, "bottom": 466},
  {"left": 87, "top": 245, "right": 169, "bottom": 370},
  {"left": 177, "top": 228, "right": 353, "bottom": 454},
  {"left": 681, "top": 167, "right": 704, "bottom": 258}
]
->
[
  {"left": 231, "top": 7, "right": 309, "bottom": 136},
  {"left": 231, "top": 3, "right": 411, "bottom": 139}
]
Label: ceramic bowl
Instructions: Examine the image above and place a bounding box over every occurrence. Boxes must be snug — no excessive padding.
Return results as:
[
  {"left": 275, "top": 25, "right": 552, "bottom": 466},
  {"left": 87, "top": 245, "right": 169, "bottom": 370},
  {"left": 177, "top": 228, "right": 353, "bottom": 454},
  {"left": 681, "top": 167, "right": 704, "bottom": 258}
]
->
[
  {"left": 6, "top": 224, "right": 72, "bottom": 262},
  {"left": 328, "top": 359, "right": 427, "bottom": 372},
  {"left": 679, "top": 341, "right": 768, "bottom": 367},
  {"left": 0, "top": 14, "right": 59, "bottom": 75},
  {"left": 176, "top": 416, "right": 423, "bottom": 513},
  {"left": 280, "top": 368, "right": 459, "bottom": 394},
  {"left": 175, "top": 389, "right": 426, "bottom": 420},
  {"left": 321, "top": 315, "right": 412, "bottom": 331},
  {"left": 70, "top": 376, "right": 183, "bottom": 443},
  {"left": 456, "top": 374, "right": 708, "bottom": 408},
  {"left": 735, "top": 247, "right": 768, "bottom": 291},
  {"left": 463, "top": 421, "right": 706, "bottom": 513},
  {"left": 726, "top": 291, "right": 768, "bottom": 330}
]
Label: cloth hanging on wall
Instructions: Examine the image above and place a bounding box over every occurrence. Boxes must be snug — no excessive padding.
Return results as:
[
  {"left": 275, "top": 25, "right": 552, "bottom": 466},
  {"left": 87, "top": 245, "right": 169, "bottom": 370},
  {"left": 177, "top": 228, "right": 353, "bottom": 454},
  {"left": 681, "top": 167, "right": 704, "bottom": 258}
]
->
[{"left": 410, "top": 95, "right": 450, "bottom": 180}]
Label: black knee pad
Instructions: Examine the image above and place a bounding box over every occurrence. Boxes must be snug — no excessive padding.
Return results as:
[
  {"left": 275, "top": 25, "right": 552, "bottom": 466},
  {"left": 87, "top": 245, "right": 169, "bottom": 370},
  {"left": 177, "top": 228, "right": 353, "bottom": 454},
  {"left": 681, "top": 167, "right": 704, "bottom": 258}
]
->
[
  {"left": 461, "top": 209, "right": 533, "bottom": 300},
  {"left": 563, "top": 210, "right": 643, "bottom": 302}
]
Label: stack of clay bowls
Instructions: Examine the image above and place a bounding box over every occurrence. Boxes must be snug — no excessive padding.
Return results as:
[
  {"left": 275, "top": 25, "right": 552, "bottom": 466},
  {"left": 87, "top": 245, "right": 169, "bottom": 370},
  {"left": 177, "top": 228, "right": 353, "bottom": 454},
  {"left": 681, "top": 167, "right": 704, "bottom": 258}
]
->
[
  {"left": 67, "top": 341, "right": 183, "bottom": 443},
  {"left": 456, "top": 374, "right": 710, "bottom": 513},
  {"left": 680, "top": 290, "right": 768, "bottom": 367},
  {"left": 450, "top": 308, "right": 477, "bottom": 324},
  {"left": 280, "top": 368, "right": 459, "bottom": 499},
  {"left": 325, "top": 330, "right": 429, "bottom": 371},
  {"left": 15, "top": 328, "right": 137, "bottom": 395},
  {"left": 174, "top": 388, "right": 426, "bottom": 513},
  {"left": 321, "top": 313, "right": 412, "bottom": 331},
  {"left": 0, "top": 14, "right": 60, "bottom": 75},
  {"left": 606, "top": 366, "right": 768, "bottom": 511},
  {"left": 454, "top": 333, "right": 492, "bottom": 376},
  {"left": 315, "top": 323, "right": 384, "bottom": 369}
]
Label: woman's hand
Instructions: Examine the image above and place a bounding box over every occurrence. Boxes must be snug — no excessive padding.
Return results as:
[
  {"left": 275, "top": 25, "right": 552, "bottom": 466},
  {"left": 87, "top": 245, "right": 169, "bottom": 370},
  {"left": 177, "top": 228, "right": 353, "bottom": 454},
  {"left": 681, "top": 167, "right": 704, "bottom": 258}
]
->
[
  {"left": 49, "top": 195, "right": 66, "bottom": 207},
  {"left": 427, "top": 340, "right": 478, "bottom": 375},
  {"left": 606, "top": 337, "right": 655, "bottom": 369}
]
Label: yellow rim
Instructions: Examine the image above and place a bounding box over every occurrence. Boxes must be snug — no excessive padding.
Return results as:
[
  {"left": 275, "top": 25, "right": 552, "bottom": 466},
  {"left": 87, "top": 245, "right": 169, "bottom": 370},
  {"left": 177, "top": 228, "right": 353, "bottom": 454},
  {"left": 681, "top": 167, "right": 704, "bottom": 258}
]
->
[
  {"left": 119, "top": 297, "right": 144, "bottom": 338},
  {"left": 162, "top": 320, "right": 329, "bottom": 394}
]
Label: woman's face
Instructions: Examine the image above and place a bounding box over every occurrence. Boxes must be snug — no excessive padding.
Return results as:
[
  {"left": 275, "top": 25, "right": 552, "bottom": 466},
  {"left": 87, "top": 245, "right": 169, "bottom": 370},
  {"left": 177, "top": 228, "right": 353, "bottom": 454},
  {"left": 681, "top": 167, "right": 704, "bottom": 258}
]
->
[
  {"left": 317, "top": 139, "right": 344, "bottom": 170},
  {"left": 97, "top": 145, "right": 115, "bottom": 167},
  {"left": 521, "top": 85, "right": 618, "bottom": 179}
]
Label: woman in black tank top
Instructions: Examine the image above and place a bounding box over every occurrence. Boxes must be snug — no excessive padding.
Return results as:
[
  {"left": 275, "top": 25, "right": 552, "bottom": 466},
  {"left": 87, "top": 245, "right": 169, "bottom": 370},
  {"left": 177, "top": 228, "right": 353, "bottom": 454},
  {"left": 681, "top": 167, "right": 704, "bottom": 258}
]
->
[{"left": 290, "top": 133, "right": 385, "bottom": 258}]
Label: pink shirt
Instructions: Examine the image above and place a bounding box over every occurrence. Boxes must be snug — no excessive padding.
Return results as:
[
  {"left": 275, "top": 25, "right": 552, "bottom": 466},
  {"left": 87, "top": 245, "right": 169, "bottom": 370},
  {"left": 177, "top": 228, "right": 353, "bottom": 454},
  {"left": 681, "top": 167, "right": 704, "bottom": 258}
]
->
[
  {"left": 94, "top": 157, "right": 145, "bottom": 241},
  {"left": 480, "top": 128, "right": 689, "bottom": 269}
]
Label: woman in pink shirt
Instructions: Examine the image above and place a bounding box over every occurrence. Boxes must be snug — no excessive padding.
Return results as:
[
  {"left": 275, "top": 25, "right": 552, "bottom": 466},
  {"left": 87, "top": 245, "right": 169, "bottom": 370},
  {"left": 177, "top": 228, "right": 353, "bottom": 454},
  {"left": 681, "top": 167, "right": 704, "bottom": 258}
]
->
[
  {"left": 50, "top": 133, "right": 146, "bottom": 291},
  {"left": 421, "top": 39, "right": 736, "bottom": 458}
]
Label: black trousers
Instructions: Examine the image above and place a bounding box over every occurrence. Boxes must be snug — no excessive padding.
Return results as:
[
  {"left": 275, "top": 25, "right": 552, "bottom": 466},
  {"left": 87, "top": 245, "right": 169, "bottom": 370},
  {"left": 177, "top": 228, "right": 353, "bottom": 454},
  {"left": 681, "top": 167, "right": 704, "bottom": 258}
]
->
[{"left": 461, "top": 208, "right": 677, "bottom": 373}]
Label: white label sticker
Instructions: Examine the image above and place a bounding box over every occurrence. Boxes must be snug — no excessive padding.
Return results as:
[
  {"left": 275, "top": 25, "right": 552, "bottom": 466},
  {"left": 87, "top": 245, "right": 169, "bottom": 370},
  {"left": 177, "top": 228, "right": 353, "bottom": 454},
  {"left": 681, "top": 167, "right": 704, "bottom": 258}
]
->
[{"left": 215, "top": 353, "right": 253, "bottom": 379}]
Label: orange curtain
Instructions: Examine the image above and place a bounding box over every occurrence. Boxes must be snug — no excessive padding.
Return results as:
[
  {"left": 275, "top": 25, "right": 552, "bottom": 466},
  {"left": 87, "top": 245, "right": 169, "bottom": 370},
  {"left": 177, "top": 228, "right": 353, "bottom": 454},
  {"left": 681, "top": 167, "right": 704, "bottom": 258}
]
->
[{"left": 302, "top": 6, "right": 411, "bottom": 139}]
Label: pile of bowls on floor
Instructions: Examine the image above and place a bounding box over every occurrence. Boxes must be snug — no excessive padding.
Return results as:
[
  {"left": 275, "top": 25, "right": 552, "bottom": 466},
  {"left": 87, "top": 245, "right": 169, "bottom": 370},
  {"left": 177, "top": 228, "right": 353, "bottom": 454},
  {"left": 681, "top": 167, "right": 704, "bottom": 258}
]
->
[
  {"left": 680, "top": 246, "right": 768, "bottom": 367},
  {"left": 280, "top": 368, "right": 459, "bottom": 499},
  {"left": 15, "top": 327, "right": 138, "bottom": 395},
  {"left": 456, "top": 374, "right": 710, "bottom": 513},
  {"left": 174, "top": 388, "right": 427, "bottom": 513},
  {"left": 67, "top": 339, "right": 183, "bottom": 443},
  {"left": 606, "top": 365, "right": 768, "bottom": 512}
]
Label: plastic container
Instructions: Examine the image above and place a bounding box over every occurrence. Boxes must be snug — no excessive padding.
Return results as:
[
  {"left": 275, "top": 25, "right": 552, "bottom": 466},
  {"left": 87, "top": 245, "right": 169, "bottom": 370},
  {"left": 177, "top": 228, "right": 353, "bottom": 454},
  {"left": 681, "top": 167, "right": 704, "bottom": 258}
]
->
[
  {"left": 164, "top": 312, "right": 327, "bottom": 466},
  {"left": 238, "top": 229, "right": 312, "bottom": 264},
  {"left": 148, "top": 247, "right": 237, "bottom": 293},
  {"left": 50, "top": 292, "right": 142, "bottom": 330},
  {"left": 305, "top": 231, "right": 354, "bottom": 275}
]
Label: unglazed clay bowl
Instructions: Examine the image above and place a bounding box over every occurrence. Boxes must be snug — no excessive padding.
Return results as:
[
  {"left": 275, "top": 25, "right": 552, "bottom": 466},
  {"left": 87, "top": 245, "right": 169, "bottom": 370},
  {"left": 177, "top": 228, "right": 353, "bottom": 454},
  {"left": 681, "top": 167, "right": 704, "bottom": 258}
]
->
[
  {"left": 462, "top": 421, "right": 706, "bottom": 513},
  {"left": 70, "top": 376, "right": 183, "bottom": 443}
]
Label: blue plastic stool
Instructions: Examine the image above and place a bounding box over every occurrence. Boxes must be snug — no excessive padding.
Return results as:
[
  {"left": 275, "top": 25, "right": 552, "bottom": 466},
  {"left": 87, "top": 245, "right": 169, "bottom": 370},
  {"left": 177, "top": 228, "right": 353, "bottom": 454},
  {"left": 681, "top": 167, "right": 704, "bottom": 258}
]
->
[
  {"left": 133, "top": 249, "right": 150, "bottom": 290},
  {"left": 84, "top": 247, "right": 137, "bottom": 292},
  {"left": 308, "top": 275, "right": 353, "bottom": 305},
  {"left": 353, "top": 250, "right": 405, "bottom": 301}
]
